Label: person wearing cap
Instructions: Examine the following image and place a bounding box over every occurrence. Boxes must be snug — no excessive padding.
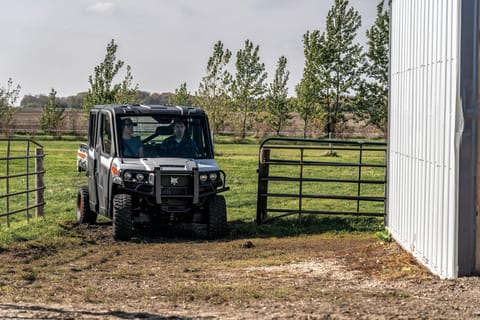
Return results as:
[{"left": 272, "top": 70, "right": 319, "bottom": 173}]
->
[
  {"left": 161, "top": 118, "right": 199, "bottom": 158},
  {"left": 121, "top": 118, "right": 144, "bottom": 157}
]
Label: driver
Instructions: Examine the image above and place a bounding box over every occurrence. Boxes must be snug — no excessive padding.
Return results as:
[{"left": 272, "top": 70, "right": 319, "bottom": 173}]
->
[
  {"left": 121, "top": 118, "right": 144, "bottom": 158},
  {"left": 161, "top": 118, "right": 199, "bottom": 158}
]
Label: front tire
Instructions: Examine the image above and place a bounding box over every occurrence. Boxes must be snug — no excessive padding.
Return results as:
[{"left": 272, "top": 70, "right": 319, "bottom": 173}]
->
[
  {"left": 207, "top": 195, "right": 227, "bottom": 239},
  {"left": 76, "top": 186, "right": 97, "bottom": 224},
  {"left": 113, "top": 194, "right": 133, "bottom": 241}
]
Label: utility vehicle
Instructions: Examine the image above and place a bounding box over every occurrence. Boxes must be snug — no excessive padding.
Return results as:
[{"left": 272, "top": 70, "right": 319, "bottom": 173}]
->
[{"left": 76, "top": 104, "right": 229, "bottom": 240}]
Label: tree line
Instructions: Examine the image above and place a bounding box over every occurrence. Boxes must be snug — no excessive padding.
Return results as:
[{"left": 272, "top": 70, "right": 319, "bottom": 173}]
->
[{"left": 0, "top": 0, "right": 389, "bottom": 139}]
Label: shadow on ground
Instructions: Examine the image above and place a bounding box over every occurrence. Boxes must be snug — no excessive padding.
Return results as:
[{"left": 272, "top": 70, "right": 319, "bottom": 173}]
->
[
  {"left": 121, "top": 214, "right": 385, "bottom": 243},
  {"left": 0, "top": 303, "right": 192, "bottom": 320}
]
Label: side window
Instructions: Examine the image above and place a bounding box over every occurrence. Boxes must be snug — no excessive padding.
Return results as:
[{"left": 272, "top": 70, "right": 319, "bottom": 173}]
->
[
  {"left": 87, "top": 113, "right": 97, "bottom": 148},
  {"left": 101, "top": 115, "right": 112, "bottom": 155}
]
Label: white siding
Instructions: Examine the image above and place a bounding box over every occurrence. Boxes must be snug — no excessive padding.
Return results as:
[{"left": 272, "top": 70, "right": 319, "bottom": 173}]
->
[{"left": 388, "top": 0, "right": 460, "bottom": 278}]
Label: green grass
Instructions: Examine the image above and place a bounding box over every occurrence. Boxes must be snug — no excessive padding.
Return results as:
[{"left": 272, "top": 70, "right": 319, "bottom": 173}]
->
[{"left": 0, "top": 138, "right": 386, "bottom": 247}]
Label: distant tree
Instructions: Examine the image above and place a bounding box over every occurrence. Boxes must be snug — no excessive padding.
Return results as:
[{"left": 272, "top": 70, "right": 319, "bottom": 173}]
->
[
  {"left": 21, "top": 93, "right": 83, "bottom": 109},
  {"left": 59, "top": 93, "right": 84, "bottom": 108},
  {"left": 20, "top": 94, "right": 46, "bottom": 108},
  {"left": 139, "top": 92, "right": 172, "bottom": 105},
  {"left": 231, "top": 39, "right": 268, "bottom": 139},
  {"left": 83, "top": 39, "right": 139, "bottom": 112},
  {"left": 39, "top": 88, "right": 65, "bottom": 136},
  {"left": 265, "top": 56, "right": 291, "bottom": 135},
  {"left": 0, "top": 78, "right": 21, "bottom": 135},
  {"left": 135, "top": 91, "right": 150, "bottom": 103},
  {"left": 355, "top": 0, "right": 389, "bottom": 135},
  {"left": 169, "top": 82, "right": 192, "bottom": 106},
  {"left": 318, "top": 0, "right": 364, "bottom": 137},
  {"left": 197, "top": 40, "right": 233, "bottom": 134}
]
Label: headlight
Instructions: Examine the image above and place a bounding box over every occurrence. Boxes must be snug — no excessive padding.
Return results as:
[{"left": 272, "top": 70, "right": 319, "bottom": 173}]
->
[
  {"left": 123, "top": 171, "right": 152, "bottom": 184},
  {"left": 209, "top": 172, "right": 218, "bottom": 181},
  {"left": 200, "top": 174, "right": 208, "bottom": 182}
]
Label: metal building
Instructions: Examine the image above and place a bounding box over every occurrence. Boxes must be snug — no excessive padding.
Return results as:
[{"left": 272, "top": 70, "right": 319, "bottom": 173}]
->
[{"left": 388, "top": 0, "right": 478, "bottom": 278}]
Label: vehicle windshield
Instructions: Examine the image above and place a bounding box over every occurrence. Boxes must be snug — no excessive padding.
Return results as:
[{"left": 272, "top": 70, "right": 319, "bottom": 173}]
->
[{"left": 118, "top": 115, "right": 213, "bottom": 159}]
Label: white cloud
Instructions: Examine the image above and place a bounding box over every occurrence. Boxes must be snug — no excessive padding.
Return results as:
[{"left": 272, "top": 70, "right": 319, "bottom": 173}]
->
[{"left": 86, "top": 2, "right": 117, "bottom": 14}]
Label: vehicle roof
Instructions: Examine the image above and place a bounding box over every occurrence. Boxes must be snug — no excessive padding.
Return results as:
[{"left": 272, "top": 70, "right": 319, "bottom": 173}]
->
[{"left": 91, "top": 104, "right": 206, "bottom": 117}]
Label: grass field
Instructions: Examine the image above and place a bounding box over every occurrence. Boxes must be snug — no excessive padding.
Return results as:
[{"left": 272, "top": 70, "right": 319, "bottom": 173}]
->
[{"left": 0, "top": 137, "right": 386, "bottom": 246}]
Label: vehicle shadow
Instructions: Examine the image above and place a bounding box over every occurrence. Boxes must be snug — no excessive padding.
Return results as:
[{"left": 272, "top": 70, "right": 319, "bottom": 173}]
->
[
  {"left": 0, "top": 303, "right": 191, "bottom": 320},
  {"left": 128, "top": 214, "right": 384, "bottom": 243}
]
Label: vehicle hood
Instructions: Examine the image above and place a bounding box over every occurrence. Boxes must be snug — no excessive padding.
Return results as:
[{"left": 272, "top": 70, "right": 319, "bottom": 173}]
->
[{"left": 114, "top": 157, "right": 220, "bottom": 172}]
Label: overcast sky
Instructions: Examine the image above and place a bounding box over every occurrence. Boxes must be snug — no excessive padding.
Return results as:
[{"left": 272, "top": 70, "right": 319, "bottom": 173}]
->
[{"left": 0, "top": 0, "right": 378, "bottom": 99}]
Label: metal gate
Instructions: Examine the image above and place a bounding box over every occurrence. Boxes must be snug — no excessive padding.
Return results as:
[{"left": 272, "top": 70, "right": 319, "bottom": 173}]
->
[
  {"left": 256, "top": 138, "right": 387, "bottom": 223},
  {"left": 0, "top": 139, "right": 45, "bottom": 227}
]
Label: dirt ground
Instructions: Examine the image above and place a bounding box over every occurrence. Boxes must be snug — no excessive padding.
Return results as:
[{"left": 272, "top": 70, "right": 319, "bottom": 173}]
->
[{"left": 0, "top": 223, "right": 479, "bottom": 320}]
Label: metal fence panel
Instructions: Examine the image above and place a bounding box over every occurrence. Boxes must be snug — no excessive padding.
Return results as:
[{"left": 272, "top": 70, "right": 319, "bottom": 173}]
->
[
  {"left": 257, "top": 138, "right": 387, "bottom": 223},
  {"left": 0, "top": 139, "right": 45, "bottom": 226}
]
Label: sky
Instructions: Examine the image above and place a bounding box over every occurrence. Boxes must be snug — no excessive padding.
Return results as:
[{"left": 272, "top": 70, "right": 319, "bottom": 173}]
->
[{"left": 0, "top": 0, "right": 379, "bottom": 99}]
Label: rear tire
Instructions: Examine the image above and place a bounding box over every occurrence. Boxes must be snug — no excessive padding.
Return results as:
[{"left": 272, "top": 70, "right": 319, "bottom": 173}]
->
[
  {"left": 113, "top": 194, "right": 133, "bottom": 241},
  {"left": 207, "top": 195, "right": 227, "bottom": 239},
  {"left": 76, "top": 186, "right": 97, "bottom": 224}
]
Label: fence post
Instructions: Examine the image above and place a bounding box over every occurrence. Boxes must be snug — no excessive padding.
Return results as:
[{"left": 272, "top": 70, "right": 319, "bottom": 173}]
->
[
  {"left": 35, "top": 148, "right": 44, "bottom": 217},
  {"left": 6, "top": 140, "right": 11, "bottom": 227},
  {"left": 26, "top": 141, "right": 31, "bottom": 222},
  {"left": 256, "top": 148, "right": 270, "bottom": 223},
  {"left": 357, "top": 143, "right": 364, "bottom": 214}
]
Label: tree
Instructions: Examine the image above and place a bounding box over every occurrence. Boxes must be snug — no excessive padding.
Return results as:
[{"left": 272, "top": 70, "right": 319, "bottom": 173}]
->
[
  {"left": 231, "top": 39, "right": 268, "bottom": 139},
  {"left": 295, "top": 31, "right": 324, "bottom": 138},
  {"left": 265, "top": 56, "right": 291, "bottom": 135},
  {"left": 114, "top": 65, "right": 139, "bottom": 105},
  {"left": 39, "top": 88, "right": 65, "bottom": 137},
  {"left": 318, "top": 0, "right": 364, "bottom": 137},
  {"left": 355, "top": 0, "right": 389, "bottom": 135},
  {"left": 169, "top": 82, "right": 191, "bottom": 106},
  {"left": 0, "top": 78, "right": 21, "bottom": 135},
  {"left": 83, "top": 39, "right": 139, "bottom": 112},
  {"left": 197, "top": 40, "right": 232, "bottom": 134}
]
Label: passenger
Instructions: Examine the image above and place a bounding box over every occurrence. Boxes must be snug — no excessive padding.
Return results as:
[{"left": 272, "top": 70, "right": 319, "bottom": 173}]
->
[
  {"left": 121, "top": 118, "right": 144, "bottom": 157},
  {"left": 161, "top": 118, "right": 198, "bottom": 158}
]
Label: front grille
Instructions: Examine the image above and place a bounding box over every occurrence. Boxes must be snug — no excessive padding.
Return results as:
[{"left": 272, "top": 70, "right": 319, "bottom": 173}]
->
[
  {"left": 160, "top": 175, "right": 190, "bottom": 187},
  {"left": 161, "top": 187, "right": 189, "bottom": 196},
  {"left": 155, "top": 168, "right": 193, "bottom": 203}
]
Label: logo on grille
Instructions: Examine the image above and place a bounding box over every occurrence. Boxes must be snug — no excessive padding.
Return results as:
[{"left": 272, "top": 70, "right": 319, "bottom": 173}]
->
[{"left": 170, "top": 177, "right": 179, "bottom": 186}]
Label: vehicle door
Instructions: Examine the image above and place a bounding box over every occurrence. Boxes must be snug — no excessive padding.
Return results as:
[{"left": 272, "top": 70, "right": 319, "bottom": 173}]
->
[
  {"left": 87, "top": 111, "right": 98, "bottom": 210},
  {"left": 95, "top": 111, "right": 116, "bottom": 216}
]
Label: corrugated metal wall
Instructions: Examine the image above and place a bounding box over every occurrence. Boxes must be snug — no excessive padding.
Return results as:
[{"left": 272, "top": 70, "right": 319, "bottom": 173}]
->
[{"left": 388, "top": 0, "right": 460, "bottom": 278}]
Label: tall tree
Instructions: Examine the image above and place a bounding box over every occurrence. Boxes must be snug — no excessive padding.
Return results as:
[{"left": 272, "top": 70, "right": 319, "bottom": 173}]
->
[
  {"left": 197, "top": 41, "right": 232, "bottom": 134},
  {"left": 39, "top": 88, "right": 65, "bottom": 137},
  {"left": 0, "top": 78, "right": 21, "bottom": 135},
  {"left": 266, "top": 56, "right": 291, "bottom": 135},
  {"left": 231, "top": 39, "right": 268, "bottom": 139},
  {"left": 83, "top": 39, "right": 138, "bottom": 112},
  {"left": 296, "top": 31, "right": 324, "bottom": 138},
  {"left": 319, "top": 0, "right": 364, "bottom": 137},
  {"left": 169, "top": 82, "right": 191, "bottom": 106},
  {"left": 355, "top": 1, "right": 389, "bottom": 135}
]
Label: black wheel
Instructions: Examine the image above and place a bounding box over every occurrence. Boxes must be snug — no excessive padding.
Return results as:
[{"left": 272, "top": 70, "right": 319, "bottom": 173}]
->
[
  {"left": 207, "top": 195, "right": 227, "bottom": 239},
  {"left": 76, "top": 186, "right": 97, "bottom": 224},
  {"left": 113, "top": 194, "right": 133, "bottom": 241}
]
